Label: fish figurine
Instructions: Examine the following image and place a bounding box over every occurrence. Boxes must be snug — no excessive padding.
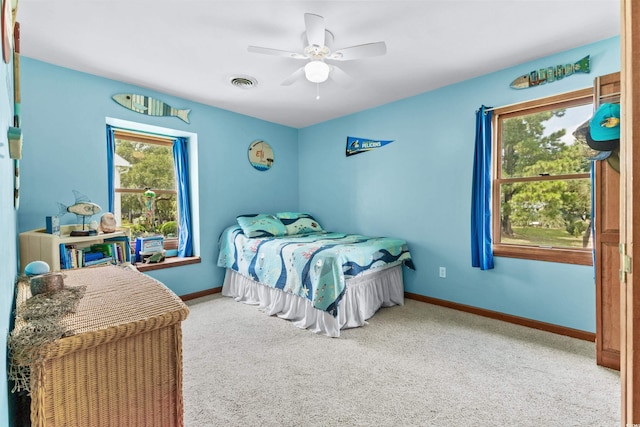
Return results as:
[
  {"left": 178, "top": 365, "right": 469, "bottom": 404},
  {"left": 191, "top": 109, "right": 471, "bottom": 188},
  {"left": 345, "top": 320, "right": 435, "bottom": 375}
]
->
[
  {"left": 112, "top": 93, "right": 191, "bottom": 123},
  {"left": 57, "top": 190, "right": 102, "bottom": 217},
  {"left": 510, "top": 55, "right": 590, "bottom": 89}
]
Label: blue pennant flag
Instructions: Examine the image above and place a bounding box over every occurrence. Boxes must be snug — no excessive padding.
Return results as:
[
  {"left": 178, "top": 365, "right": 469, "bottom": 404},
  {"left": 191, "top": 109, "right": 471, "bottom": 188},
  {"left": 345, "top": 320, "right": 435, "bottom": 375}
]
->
[{"left": 346, "top": 136, "right": 394, "bottom": 157}]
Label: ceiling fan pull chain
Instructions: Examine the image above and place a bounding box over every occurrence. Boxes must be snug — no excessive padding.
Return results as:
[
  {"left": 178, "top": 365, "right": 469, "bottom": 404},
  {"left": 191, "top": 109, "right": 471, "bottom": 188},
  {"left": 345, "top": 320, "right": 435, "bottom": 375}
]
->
[{"left": 316, "top": 83, "right": 320, "bottom": 100}]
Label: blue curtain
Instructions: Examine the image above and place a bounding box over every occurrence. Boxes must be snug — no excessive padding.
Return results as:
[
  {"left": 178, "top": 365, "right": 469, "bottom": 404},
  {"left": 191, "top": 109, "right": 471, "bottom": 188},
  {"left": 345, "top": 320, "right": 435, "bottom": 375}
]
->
[
  {"left": 173, "top": 137, "right": 193, "bottom": 257},
  {"left": 106, "top": 125, "right": 116, "bottom": 213},
  {"left": 471, "top": 106, "right": 494, "bottom": 270}
]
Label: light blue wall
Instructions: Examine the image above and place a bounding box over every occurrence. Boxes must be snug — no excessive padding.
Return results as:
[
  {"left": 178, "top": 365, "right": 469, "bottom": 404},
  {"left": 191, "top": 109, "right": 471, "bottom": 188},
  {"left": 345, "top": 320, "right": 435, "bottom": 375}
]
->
[
  {"left": 18, "top": 58, "right": 299, "bottom": 296},
  {"left": 2, "top": 34, "right": 621, "bottom": 424},
  {"left": 0, "top": 42, "right": 18, "bottom": 427},
  {"left": 298, "top": 36, "right": 620, "bottom": 332}
]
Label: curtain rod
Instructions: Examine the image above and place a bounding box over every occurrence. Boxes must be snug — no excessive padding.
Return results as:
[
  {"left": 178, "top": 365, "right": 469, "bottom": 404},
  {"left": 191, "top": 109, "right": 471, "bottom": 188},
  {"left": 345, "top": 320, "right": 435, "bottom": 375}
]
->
[{"left": 480, "top": 90, "right": 621, "bottom": 114}]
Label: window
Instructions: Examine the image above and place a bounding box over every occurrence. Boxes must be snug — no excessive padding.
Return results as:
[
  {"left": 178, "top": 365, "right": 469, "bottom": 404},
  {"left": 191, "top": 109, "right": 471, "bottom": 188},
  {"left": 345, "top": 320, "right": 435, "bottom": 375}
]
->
[
  {"left": 113, "top": 130, "right": 177, "bottom": 237},
  {"left": 492, "top": 88, "right": 594, "bottom": 265},
  {"left": 107, "top": 125, "right": 194, "bottom": 260}
]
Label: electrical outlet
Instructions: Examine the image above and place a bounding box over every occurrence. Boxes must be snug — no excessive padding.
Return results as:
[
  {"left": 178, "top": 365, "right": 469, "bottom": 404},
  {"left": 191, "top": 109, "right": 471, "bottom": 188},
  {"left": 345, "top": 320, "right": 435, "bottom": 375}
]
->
[{"left": 439, "top": 267, "right": 446, "bottom": 278}]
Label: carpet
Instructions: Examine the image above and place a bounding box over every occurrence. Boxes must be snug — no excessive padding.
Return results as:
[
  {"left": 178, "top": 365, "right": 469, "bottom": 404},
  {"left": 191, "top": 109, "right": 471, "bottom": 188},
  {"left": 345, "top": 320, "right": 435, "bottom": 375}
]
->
[{"left": 182, "top": 294, "right": 619, "bottom": 426}]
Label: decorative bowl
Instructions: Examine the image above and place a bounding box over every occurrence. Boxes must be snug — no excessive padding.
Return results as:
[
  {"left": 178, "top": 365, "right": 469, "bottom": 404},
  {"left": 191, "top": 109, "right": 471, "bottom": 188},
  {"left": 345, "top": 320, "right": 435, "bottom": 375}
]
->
[{"left": 30, "top": 272, "right": 65, "bottom": 295}]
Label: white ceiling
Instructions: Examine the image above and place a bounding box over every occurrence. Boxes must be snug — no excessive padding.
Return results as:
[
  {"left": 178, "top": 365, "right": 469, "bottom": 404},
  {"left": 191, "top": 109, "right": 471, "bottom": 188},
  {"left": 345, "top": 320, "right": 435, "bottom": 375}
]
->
[{"left": 18, "top": 0, "right": 620, "bottom": 128}]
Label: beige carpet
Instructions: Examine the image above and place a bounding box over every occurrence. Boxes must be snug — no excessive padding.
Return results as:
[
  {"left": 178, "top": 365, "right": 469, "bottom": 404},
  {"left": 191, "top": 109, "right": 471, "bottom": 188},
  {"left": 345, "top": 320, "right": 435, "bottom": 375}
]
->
[{"left": 182, "top": 294, "right": 619, "bottom": 426}]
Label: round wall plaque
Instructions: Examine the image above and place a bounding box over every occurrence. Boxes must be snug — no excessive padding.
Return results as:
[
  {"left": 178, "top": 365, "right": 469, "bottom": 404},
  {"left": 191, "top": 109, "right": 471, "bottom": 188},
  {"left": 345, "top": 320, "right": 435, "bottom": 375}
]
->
[{"left": 248, "top": 140, "right": 274, "bottom": 171}]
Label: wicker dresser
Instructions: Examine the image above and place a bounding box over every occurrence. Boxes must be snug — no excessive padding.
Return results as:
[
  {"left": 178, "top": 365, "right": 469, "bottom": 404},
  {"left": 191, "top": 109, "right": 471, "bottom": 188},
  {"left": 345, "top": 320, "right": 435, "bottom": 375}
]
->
[{"left": 12, "top": 266, "right": 190, "bottom": 427}]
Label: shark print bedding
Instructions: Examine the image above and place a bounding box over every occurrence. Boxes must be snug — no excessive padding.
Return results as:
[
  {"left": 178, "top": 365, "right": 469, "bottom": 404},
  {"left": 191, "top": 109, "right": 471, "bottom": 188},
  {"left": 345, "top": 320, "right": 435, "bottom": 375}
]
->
[{"left": 218, "top": 225, "right": 414, "bottom": 317}]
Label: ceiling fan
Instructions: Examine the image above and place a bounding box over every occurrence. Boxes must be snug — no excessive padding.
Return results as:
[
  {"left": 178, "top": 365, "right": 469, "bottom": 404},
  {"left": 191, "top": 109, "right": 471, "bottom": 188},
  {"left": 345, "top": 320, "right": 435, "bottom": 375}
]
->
[{"left": 248, "top": 13, "right": 387, "bottom": 87}]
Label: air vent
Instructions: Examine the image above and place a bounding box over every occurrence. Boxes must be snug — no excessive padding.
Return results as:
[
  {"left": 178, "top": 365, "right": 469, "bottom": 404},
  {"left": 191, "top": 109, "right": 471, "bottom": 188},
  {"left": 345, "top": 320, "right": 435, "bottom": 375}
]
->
[{"left": 229, "top": 75, "right": 257, "bottom": 89}]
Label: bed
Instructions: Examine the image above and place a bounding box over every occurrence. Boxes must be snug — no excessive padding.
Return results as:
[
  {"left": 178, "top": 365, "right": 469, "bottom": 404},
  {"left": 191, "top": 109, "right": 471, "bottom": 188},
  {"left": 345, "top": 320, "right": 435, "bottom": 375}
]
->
[{"left": 217, "top": 213, "right": 414, "bottom": 337}]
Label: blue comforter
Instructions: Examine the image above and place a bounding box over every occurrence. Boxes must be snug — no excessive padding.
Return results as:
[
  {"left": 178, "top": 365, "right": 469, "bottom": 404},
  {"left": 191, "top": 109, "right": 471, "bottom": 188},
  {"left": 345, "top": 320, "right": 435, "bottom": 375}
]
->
[{"left": 217, "top": 226, "right": 414, "bottom": 316}]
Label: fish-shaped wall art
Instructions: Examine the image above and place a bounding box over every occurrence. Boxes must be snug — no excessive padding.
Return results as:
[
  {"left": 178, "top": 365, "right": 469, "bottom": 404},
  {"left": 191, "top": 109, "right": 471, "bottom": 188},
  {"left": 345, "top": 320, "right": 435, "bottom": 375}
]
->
[
  {"left": 112, "top": 93, "right": 191, "bottom": 123},
  {"left": 509, "top": 55, "right": 590, "bottom": 89}
]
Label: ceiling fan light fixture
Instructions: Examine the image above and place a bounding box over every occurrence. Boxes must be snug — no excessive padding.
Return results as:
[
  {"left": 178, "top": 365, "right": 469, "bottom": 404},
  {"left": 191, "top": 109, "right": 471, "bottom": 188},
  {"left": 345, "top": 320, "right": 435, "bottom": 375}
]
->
[
  {"left": 304, "top": 60, "right": 330, "bottom": 83},
  {"left": 248, "top": 13, "right": 386, "bottom": 87}
]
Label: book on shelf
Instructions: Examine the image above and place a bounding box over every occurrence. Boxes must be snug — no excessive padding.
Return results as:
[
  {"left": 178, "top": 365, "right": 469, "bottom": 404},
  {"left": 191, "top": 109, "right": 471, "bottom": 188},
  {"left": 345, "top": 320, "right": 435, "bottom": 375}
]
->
[
  {"left": 60, "top": 244, "right": 83, "bottom": 269},
  {"left": 83, "top": 256, "right": 114, "bottom": 267},
  {"left": 59, "top": 243, "right": 69, "bottom": 269},
  {"left": 89, "top": 243, "right": 113, "bottom": 258},
  {"left": 45, "top": 216, "right": 60, "bottom": 235},
  {"left": 83, "top": 251, "right": 104, "bottom": 262},
  {"left": 58, "top": 234, "right": 131, "bottom": 269},
  {"left": 104, "top": 236, "right": 131, "bottom": 263}
]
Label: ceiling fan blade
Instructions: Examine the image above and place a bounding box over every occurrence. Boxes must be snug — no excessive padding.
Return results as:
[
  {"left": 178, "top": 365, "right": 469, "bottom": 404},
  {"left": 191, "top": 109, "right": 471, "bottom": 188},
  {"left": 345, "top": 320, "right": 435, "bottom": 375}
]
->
[
  {"left": 330, "top": 42, "right": 387, "bottom": 61},
  {"left": 304, "top": 13, "right": 325, "bottom": 47},
  {"left": 281, "top": 67, "right": 305, "bottom": 86},
  {"left": 329, "top": 65, "right": 354, "bottom": 87},
  {"left": 248, "top": 46, "right": 306, "bottom": 59}
]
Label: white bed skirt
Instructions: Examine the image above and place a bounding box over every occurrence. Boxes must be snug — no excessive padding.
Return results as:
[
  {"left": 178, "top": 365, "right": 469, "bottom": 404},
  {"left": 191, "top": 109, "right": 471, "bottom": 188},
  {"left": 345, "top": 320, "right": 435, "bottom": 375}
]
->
[{"left": 221, "top": 265, "right": 405, "bottom": 337}]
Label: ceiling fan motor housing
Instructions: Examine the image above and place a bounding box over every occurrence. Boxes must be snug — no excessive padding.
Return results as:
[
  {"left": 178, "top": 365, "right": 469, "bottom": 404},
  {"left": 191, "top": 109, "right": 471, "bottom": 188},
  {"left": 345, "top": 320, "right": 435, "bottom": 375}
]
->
[{"left": 247, "top": 13, "right": 386, "bottom": 86}]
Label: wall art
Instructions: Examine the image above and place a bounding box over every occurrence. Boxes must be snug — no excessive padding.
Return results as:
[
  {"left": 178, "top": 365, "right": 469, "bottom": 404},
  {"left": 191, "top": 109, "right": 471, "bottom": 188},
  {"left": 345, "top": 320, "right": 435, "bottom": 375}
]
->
[
  {"left": 346, "top": 136, "right": 394, "bottom": 157},
  {"left": 510, "top": 55, "right": 590, "bottom": 89},
  {"left": 112, "top": 93, "right": 191, "bottom": 123},
  {"left": 248, "top": 140, "right": 274, "bottom": 171}
]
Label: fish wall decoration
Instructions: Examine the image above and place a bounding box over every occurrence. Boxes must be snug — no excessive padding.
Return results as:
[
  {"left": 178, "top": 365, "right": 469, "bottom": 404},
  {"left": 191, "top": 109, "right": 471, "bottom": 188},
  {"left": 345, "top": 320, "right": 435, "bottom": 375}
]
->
[
  {"left": 112, "top": 93, "right": 191, "bottom": 123},
  {"left": 510, "top": 55, "right": 590, "bottom": 89}
]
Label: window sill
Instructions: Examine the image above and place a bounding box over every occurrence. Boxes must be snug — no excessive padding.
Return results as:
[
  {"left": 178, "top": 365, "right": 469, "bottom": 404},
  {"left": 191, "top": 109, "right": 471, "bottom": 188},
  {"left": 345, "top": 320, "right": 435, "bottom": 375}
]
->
[
  {"left": 135, "top": 256, "right": 201, "bottom": 272},
  {"left": 493, "top": 245, "right": 593, "bottom": 266}
]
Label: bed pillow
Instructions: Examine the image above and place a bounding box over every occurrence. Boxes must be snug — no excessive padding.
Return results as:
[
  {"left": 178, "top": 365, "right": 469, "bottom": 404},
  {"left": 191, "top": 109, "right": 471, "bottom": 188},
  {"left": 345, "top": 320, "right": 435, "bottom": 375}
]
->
[
  {"left": 236, "top": 214, "right": 287, "bottom": 238},
  {"left": 274, "top": 211, "right": 310, "bottom": 220},
  {"left": 275, "top": 212, "right": 324, "bottom": 235}
]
